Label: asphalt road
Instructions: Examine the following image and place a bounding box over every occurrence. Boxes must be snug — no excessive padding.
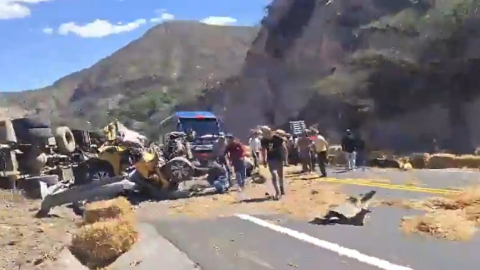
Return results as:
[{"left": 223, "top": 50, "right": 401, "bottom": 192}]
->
[
  {"left": 142, "top": 168, "right": 480, "bottom": 270},
  {"left": 325, "top": 166, "right": 480, "bottom": 189}
]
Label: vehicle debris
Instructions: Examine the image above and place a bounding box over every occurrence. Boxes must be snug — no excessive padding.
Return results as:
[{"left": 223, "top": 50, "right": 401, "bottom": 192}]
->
[{"left": 313, "top": 190, "right": 376, "bottom": 226}]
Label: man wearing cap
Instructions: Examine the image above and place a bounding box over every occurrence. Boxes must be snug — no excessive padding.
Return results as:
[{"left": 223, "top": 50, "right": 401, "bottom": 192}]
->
[
  {"left": 312, "top": 129, "right": 328, "bottom": 177},
  {"left": 341, "top": 129, "right": 357, "bottom": 170},
  {"left": 260, "top": 127, "right": 286, "bottom": 200},
  {"left": 225, "top": 134, "right": 247, "bottom": 195}
]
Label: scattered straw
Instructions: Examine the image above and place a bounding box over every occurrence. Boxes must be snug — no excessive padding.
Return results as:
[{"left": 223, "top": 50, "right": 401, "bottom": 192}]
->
[
  {"left": 84, "top": 197, "right": 133, "bottom": 224},
  {"left": 401, "top": 210, "right": 477, "bottom": 241},
  {"left": 163, "top": 177, "right": 347, "bottom": 220},
  {"left": 387, "top": 185, "right": 480, "bottom": 240},
  {"left": 71, "top": 218, "right": 138, "bottom": 266}
]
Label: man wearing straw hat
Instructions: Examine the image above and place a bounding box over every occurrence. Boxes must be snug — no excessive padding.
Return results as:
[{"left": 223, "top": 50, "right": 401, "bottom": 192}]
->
[
  {"left": 296, "top": 129, "right": 313, "bottom": 173},
  {"left": 260, "top": 126, "right": 287, "bottom": 200}
]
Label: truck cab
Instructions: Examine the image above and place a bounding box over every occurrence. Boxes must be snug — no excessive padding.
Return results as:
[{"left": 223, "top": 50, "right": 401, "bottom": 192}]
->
[{"left": 159, "top": 111, "right": 224, "bottom": 164}]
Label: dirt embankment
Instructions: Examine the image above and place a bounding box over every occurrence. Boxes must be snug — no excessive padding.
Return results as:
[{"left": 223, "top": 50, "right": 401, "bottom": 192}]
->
[{"left": 0, "top": 190, "right": 79, "bottom": 270}]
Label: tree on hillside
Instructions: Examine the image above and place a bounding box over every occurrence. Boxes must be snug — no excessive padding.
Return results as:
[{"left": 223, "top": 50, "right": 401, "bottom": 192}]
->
[{"left": 321, "top": 0, "right": 480, "bottom": 153}]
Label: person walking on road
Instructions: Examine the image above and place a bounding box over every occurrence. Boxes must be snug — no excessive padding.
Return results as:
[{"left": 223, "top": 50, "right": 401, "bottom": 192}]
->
[
  {"left": 225, "top": 134, "right": 247, "bottom": 197},
  {"left": 312, "top": 129, "right": 328, "bottom": 177},
  {"left": 213, "top": 135, "right": 232, "bottom": 186},
  {"left": 260, "top": 126, "right": 286, "bottom": 200},
  {"left": 341, "top": 129, "right": 357, "bottom": 170},
  {"left": 249, "top": 129, "right": 262, "bottom": 168},
  {"left": 296, "top": 131, "right": 313, "bottom": 173}
]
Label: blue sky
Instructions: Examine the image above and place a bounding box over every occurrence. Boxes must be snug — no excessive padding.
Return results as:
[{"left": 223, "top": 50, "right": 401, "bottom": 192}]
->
[{"left": 0, "top": 0, "right": 269, "bottom": 92}]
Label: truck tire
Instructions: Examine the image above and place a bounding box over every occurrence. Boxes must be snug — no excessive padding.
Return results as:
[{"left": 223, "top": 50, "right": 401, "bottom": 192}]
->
[
  {"left": 11, "top": 117, "right": 52, "bottom": 143},
  {"left": 163, "top": 157, "right": 194, "bottom": 183},
  {"left": 0, "top": 120, "right": 17, "bottom": 143},
  {"left": 55, "top": 126, "right": 76, "bottom": 154}
]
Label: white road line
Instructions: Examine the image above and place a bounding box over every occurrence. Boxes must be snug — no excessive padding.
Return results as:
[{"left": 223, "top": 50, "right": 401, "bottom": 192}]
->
[{"left": 235, "top": 214, "right": 415, "bottom": 270}]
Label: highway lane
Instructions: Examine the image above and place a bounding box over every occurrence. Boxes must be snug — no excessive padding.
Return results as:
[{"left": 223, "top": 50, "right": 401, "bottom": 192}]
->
[
  {"left": 149, "top": 208, "right": 480, "bottom": 270},
  {"left": 140, "top": 168, "right": 480, "bottom": 270},
  {"left": 321, "top": 166, "right": 480, "bottom": 189}
]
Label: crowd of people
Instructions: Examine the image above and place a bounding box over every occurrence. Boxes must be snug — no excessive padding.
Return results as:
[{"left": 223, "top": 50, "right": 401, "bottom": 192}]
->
[{"left": 207, "top": 126, "right": 366, "bottom": 201}]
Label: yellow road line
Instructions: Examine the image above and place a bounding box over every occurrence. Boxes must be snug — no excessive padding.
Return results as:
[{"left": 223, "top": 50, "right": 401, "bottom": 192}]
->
[{"left": 291, "top": 175, "right": 460, "bottom": 195}]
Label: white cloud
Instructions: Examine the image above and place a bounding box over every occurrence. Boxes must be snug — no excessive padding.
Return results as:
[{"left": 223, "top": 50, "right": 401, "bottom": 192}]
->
[
  {"left": 150, "top": 12, "right": 174, "bottom": 23},
  {"left": 42, "top": 27, "right": 52, "bottom": 34},
  {"left": 0, "top": 0, "right": 50, "bottom": 20},
  {"left": 200, "top": 16, "right": 237, "bottom": 26},
  {"left": 58, "top": 18, "right": 146, "bottom": 38}
]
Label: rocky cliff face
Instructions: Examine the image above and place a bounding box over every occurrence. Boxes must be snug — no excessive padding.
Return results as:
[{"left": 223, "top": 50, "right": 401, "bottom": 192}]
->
[
  {"left": 198, "top": 0, "right": 480, "bottom": 153},
  {"left": 199, "top": 0, "right": 416, "bottom": 140}
]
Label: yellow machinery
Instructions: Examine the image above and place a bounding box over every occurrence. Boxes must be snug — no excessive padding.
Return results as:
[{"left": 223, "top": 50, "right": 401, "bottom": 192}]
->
[{"left": 134, "top": 150, "right": 171, "bottom": 190}]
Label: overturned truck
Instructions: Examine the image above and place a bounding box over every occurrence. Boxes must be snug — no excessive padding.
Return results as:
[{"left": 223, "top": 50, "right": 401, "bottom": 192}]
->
[{"left": 0, "top": 117, "right": 80, "bottom": 197}]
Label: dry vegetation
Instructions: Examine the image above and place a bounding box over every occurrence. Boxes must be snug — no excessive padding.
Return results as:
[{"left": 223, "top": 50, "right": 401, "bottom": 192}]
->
[
  {"left": 381, "top": 185, "right": 480, "bottom": 241},
  {"left": 71, "top": 197, "right": 138, "bottom": 269},
  {"left": 0, "top": 189, "right": 79, "bottom": 270},
  {"left": 158, "top": 167, "right": 348, "bottom": 220},
  {"left": 83, "top": 197, "right": 134, "bottom": 224}
]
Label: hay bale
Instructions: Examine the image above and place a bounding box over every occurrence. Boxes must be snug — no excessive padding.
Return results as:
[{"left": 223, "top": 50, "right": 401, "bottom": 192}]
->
[
  {"left": 408, "top": 153, "right": 430, "bottom": 169},
  {"left": 400, "top": 210, "right": 476, "bottom": 241},
  {"left": 328, "top": 145, "right": 346, "bottom": 165},
  {"left": 425, "top": 153, "right": 457, "bottom": 169},
  {"left": 71, "top": 218, "right": 138, "bottom": 264},
  {"left": 426, "top": 153, "right": 480, "bottom": 169},
  {"left": 84, "top": 197, "right": 133, "bottom": 224},
  {"left": 454, "top": 155, "right": 480, "bottom": 169}
]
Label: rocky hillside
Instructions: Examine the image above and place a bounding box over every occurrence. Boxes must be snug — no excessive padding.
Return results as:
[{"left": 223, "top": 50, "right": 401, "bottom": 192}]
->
[
  {"left": 193, "top": 0, "right": 480, "bottom": 153},
  {"left": 0, "top": 21, "right": 258, "bottom": 137}
]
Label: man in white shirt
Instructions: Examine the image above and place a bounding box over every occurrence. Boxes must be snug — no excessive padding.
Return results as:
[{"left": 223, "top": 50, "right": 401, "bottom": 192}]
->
[
  {"left": 312, "top": 129, "right": 328, "bottom": 177},
  {"left": 249, "top": 129, "right": 262, "bottom": 168}
]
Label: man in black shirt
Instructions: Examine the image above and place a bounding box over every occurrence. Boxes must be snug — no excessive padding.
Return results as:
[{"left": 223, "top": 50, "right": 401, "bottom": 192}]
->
[
  {"left": 341, "top": 129, "right": 357, "bottom": 170},
  {"left": 260, "top": 127, "right": 286, "bottom": 200}
]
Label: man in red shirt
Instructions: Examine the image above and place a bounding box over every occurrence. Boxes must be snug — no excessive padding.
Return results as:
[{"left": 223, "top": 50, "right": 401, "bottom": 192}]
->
[{"left": 225, "top": 134, "right": 247, "bottom": 194}]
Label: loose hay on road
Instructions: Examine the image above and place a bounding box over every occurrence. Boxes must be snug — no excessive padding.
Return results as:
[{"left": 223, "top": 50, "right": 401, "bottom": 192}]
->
[
  {"left": 84, "top": 197, "right": 133, "bottom": 224},
  {"left": 154, "top": 177, "right": 347, "bottom": 220},
  {"left": 71, "top": 218, "right": 138, "bottom": 267},
  {"left": 383, "top": 184, "right": 480, "bottom": 241},
  {"left": 401, "top": 210, "right": 477, "bottom": 241}
]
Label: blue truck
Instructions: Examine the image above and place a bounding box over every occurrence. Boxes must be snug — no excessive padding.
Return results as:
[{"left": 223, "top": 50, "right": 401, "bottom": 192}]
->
[{"left": 159, "top": 111, "right": 224, "bottom": 164}]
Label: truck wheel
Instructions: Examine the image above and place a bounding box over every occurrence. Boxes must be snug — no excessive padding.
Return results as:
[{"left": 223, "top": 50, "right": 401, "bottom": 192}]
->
[
  {"left": 164, "top": 158, "right": 194, "bottom": 183},
  {"left": 55, "top": 126, "right": 76, "bottom": 154},
  {"left": 11, "top": 117, "right": 52, "bottom": 144}
]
